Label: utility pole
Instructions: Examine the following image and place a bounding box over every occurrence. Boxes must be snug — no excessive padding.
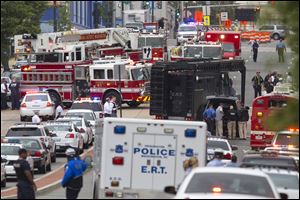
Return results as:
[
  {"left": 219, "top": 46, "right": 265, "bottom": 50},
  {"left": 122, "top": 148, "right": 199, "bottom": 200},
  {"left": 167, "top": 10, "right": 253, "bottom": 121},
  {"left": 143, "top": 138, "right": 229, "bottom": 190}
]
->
[
  {"left": 53, "top": 1, "right": 57, "bottom": 32},
  {"left": 121, "top": 1, "right": 124, "bottom": 26},
  {"left": 118, "top": 65, "right": 123, "bottom": 118},
  {"left": 185, "top": 1, "right": 188, "bottom": 18},
  {"left": 152, "top": 1, "right": 155, "bottom": 22}
]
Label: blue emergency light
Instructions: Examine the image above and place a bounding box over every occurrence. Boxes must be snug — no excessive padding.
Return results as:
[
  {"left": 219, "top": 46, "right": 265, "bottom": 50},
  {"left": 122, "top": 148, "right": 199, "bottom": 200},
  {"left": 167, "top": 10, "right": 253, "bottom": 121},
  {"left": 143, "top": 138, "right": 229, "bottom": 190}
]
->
[
  {"left": 114, "top": 126, "right": 126, "bottom": 134},
  {"left": 185, "top": 129, "right": 197, "bottom": 138},
  {"left": 92, "top": 97, "right": 100, "bottom": 101}
]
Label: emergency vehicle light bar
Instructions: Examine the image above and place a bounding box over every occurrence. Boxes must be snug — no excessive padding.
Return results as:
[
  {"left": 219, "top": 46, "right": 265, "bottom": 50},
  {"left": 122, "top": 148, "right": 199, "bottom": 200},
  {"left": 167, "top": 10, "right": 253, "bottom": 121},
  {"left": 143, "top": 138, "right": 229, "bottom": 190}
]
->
[
  {"left": 114, "top": 126, "right": 126, "bottom": 134},
  {"left": 185, "top": 129, "right": 196, "bottom": 138},
  {"left": 288, "top": 128, "right": 299, "bottom": 132}
]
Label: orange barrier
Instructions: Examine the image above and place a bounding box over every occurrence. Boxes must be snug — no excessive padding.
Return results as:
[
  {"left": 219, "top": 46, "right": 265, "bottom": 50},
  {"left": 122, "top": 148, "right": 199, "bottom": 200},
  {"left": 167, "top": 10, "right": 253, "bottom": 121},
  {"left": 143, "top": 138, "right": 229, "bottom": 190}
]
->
[{"left": 241, "top": 31, "right": 271, "bottom": 43}]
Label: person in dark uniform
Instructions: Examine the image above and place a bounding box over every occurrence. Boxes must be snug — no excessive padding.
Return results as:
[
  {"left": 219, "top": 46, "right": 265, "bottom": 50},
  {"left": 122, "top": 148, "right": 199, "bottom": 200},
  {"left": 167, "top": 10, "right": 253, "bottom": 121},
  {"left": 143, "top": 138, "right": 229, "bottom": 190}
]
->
[
  {"left": 14, "top": 148, "right": 37, "bottom": 199},
  {"left": 251, "top": 71, "right": 264, "bottom": 98},
  {"left": 9, "top": 77, "right": 21, "bottom": 110},
  {"left": 252, "top": 39, "right": 259, "bottom": 62},
  {"left": 62, "top": 148, "right": 87, "bottom": 199}
]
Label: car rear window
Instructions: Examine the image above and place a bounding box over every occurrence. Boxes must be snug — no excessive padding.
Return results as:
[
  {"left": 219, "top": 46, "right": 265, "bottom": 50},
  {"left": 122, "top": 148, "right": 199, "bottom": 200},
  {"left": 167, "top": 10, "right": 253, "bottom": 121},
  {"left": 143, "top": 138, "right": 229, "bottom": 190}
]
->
[
  {"left": 185, "top": 173, "right": 275, "bottom": 198},
  {"left": 1, "top": 146, "right": 20, "bottom": 155},
  {"left": 267, "top": 173, "right": 299, "bottom": 190},
  {"left": 58, "top": 120, "right": 82, "bottom": 127},
  {"left": 71, "top": 102, "right": 102, "bottom": 111},
  {"left": 25, "top": 95, "right": 48, "bottom": 102},
  {"left": 46, "top": 125, "right": 72, "bottom": 132},
  {"left": 19, "top": 139, "right": 41, "bottom": 150},
  {"left": 275, "top": 134, "right": 299, "bottom": 148},
  {"left": 207, "top": 140, "right": 230, "bottom": 150},
  {"left": 6, "top": 128, "right": 42, "bottom": 136},
  {"left": 242, "top": 157, "right": 296, "bottom": 168},
  {"left": 66, "top": 112, "right": 95, "bottom": 121}
]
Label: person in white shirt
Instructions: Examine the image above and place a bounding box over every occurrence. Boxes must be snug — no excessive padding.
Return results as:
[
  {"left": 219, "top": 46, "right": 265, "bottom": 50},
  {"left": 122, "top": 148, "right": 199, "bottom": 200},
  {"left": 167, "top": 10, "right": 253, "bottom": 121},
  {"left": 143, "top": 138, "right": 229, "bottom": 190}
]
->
[
  {"left": 56, "top": 104, "right": 64, "bottom": 119},
  {"left": 103, "top": 98, "right": 113, "bottom": 117},
  {"left": 215, "top": 104, "right": 224, "bottom": 137},
  {"left": 1, "top": 78, "right": 9, "bottom": 110},
  {"left": 32, "top": 112, "right": 41, "bottom": 123}
]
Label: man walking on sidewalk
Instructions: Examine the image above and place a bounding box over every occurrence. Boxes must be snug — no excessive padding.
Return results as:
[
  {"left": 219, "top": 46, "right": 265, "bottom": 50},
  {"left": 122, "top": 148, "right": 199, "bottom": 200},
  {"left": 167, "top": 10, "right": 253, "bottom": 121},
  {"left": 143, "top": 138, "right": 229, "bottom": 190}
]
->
[
  {"left": 276, "top": 39, "right": 286, "bottom": 63},
  {"left": 251, "top": 71, "right": 264, "bottom": 98}
]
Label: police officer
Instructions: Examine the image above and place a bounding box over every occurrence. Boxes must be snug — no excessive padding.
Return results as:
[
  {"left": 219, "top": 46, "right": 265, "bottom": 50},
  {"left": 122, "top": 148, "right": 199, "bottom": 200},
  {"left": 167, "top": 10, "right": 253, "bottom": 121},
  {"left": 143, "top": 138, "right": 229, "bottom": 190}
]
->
[
  {"left": 14, "top": 148, "right": 37, "bottom": 199},
  {"left": 207, "top": 149, "right": 225, "bottom": 167},
  {"left": 61, "top": 148, "right": 87, "bottom": 199},
  {"left": 9, "top": 77, "right": 21, "bottom": 110}
]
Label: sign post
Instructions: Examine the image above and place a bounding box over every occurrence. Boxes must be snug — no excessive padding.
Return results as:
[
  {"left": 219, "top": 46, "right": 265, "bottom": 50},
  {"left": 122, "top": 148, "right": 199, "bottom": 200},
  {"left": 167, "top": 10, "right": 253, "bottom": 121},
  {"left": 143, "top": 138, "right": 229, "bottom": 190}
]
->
[
  {"left": 221, "top": 12, "right": 228, "bottom": 21},
  {"left": 118, "top": 65, "right": 123, "bottom": 118},
  {"left": 203, "top": 15, "right": 210, "bottom": 26}
]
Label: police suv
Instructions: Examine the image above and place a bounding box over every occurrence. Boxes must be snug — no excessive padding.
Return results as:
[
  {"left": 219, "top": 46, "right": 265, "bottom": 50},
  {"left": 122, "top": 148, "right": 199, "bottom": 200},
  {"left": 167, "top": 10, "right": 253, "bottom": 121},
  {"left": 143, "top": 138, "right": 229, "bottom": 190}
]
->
[{"left": 93, "top": 118, "right": 207, "bottom": 199}]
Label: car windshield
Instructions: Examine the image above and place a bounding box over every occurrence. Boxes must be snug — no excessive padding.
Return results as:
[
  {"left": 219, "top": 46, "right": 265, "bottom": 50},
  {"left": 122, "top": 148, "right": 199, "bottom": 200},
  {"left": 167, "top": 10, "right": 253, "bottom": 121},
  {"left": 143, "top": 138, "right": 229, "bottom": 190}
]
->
[
  {"left": 45, "top": 125, "right": 72, "bottom": 132},
  {"left": 203, "top": 46, "right": 222, "bottom": 58},
  {"left": 138, "top": 37, "right": 163, "bottom": 48},
  {"left": 179, "top": 26, "right": 196, "bottom": 32},
  {"left": 7, "top": 128, "right": 42, "bottom": 136},
  {"left": 242, "top": 157, "right": 296, "bottom": 168},
  {"left": 25, "top": 95, "right": 48, "bottom": 102},
  {"left": 185, "top": 173, "right": 275, "bottom": 198},
  {"left": 223, "top": 43, "right": 235, "bottom": 52},
  {"left": 184, "top": 46, "right": 202, "bottom": 58},
  {"left": 1, "top": 146, "right": 20, "bottom": 155},
  {"left": 18, "top": 139, "right": 41, "bottom": 150},
  {"left": 66, "top": 112, "right": 95, "bottom": 121},
  {"left": 71, "top": 102, "right": 102, "bottom": 111},
  {"left": 131, "top": 67, "right": 150, "bottom": 81},
  {"left": 267, "top": 173, "right": 299, "bottom": 189},
  {"left": 207, "top": 140, "right": 230, "bottom": 150},
  {"left": 275, "top": 134, "right": 299, "bottom": 148}
]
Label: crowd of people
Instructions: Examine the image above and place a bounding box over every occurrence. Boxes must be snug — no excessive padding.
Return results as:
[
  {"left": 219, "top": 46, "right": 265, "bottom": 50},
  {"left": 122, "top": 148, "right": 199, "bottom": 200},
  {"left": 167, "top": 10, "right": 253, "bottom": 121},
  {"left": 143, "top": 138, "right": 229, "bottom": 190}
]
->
[
  {"left": 251, "top": 70, "right": 280, "bottom": 98},
  {"left": 203, "top": 102, "right": 249, "bottom": 140},
  {"left": 1, "top": 77, "right": 20, "bottom": 110}
]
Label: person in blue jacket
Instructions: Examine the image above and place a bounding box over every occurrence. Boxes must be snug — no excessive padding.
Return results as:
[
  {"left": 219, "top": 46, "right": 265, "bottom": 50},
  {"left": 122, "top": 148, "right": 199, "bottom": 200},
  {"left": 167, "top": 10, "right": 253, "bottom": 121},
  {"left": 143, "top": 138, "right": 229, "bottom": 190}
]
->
[{"left": 61, "top": 148, "right": 87, "bottom": 199}]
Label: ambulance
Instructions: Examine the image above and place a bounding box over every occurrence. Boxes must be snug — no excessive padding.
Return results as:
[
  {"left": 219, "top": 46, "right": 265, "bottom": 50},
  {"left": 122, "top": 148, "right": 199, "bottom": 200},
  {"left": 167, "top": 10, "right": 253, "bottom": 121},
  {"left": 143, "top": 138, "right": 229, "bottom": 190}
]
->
[{"left": 93, "top": 118, "right": 207, "bottom": 199}]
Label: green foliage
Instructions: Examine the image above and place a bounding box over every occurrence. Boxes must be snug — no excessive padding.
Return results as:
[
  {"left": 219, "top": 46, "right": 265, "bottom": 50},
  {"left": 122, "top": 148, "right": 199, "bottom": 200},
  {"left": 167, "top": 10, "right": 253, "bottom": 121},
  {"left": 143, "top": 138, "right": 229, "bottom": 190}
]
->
[
  {"left": 1, "top": 1, "right": 48, "bottom": 71},
  {"left": 57, "top": 1, "right": 72, "bottom": 32}
]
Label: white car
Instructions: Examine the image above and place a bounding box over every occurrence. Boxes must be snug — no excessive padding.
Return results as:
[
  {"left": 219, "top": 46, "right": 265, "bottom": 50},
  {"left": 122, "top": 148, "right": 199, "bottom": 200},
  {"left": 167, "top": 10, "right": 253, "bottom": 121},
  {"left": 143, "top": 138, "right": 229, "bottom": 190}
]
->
[
  {"left": 177, "top": 24, "right": 198, "bottom": 44},
  {"left": 20, "top": 92, "right": 56, "bottom": 121},
  {"left": 66, "top": 109, "right": 97, "bottom": 136},
  {"left": 207, "top": 137, "right": 238, "bottom": 164},
  {"left": 166, "top": 167, "right": 280, "bottom": 199},
  {"left": 1, "top": 157, "right": 6, "bottom": 187},
  {"left": 1, "top": 142, "right": 34, "bottom": 177},
  {"left": 57, "top": 116, "right": 93, "bottom": 148},
  {"left": 70, "top": 98, "right": 104, "bottom": 119},
  {"left": 44, "top": 121, "right": 84, "bottom": 154},
  {"left": 260, "top": 168, "right": 299, "bottom": 199}
]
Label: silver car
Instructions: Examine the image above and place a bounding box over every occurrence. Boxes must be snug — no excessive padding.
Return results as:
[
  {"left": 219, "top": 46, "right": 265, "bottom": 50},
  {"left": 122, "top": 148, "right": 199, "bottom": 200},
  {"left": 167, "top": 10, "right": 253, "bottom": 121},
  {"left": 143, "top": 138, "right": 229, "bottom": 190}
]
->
[{"left": 259, "top": 25, "right": 287, "bottom": 40}]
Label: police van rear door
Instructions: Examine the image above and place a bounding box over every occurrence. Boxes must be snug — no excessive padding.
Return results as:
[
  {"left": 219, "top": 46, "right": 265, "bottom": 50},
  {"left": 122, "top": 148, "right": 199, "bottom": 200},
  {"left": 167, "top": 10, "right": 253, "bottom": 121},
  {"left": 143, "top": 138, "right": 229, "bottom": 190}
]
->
[{"left": 131, "top": 134, "right": 176, "bottom": 190}]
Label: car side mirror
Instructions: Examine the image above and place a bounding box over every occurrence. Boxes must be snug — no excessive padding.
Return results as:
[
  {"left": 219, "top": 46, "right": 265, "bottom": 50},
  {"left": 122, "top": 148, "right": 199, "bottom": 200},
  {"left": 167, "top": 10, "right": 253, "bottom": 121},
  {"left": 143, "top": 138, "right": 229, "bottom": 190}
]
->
[
  {"left": 232, "top": 145, "right": 238, "bottom": 150},
  {"left": 164, "top": 186, "right": 177, "bottom": 195},
  {"left": 280, "top": 193, "right": 288, "bottom": 199}
]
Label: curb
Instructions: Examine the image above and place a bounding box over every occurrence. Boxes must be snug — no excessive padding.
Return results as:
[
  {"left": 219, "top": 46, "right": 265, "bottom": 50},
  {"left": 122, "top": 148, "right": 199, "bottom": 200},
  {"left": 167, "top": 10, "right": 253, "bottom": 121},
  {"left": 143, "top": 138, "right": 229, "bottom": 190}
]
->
[{"left": 1, "top": 147, "right": 94, "bottom": 199}]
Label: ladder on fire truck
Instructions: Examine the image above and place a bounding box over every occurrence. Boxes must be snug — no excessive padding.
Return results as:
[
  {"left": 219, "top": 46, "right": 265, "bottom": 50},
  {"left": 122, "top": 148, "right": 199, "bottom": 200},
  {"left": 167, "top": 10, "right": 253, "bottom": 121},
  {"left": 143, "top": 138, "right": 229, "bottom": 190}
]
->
[{"left": 21, "top": 72, "right": 73, "bottom": 84}]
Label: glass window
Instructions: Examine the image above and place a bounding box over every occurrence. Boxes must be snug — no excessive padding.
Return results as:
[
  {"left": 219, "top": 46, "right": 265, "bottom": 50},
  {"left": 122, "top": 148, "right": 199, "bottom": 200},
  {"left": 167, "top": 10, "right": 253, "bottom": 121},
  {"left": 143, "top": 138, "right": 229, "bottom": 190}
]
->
[
  {"left": 25, "top": 95, "right": 48, "bottom": 102},
  {"left": 19, "top": 139, "right": 41, "bottom": 150},
  {"left": 70, "top": 102, "right": 102, "bottom": 111},
  {"left": 138, "top": 37, "right": 146, "bottom": 48},
  {"left": 107, "top": 69, "right": 113, "bottom": 79},
  {"left": 203, "top": 46, "right": 222, "bottom": 58},
  {"left": 222, "top": 43, "right": 235, "bottom": 52},
  {"left": 76, "top": 47, "right": 81, "bottom": 61},
  {"left": 267, "top": 173, "right": 299, "bottom": 190},
  {"left": 274, "top": 134, "right": 299, "bottom": 148},
  {"left": 44, "top": 53, "right": 60, "bottom": 62},
  {"left": 94, "top": 69, "right": 105, "bottom": 79},
  {"left": 184, "top": 46, "right": 202, "bottom": 58},
  {"left": 7, "top": 128, "right": 42, "bottom": 136},
  {"left": 179, "top": 26, "right": 197, "bottom": 32},
  {"left": 71, "top": 52, "right": 74, "bottom": 61},
  {"left": 277, "top": 25, "right": 286, "bottom": 30},
  {"left": 46, "top": 125, "right": 72, "bottom": 132},
  {"left": 145, "top": 37, "right": 163, "bottom": 47},
  {"left": 1, "top": 146, "right": 20, "bottom": 155},
  {"left": 268, "top": 100, "right": 288, "bottom": 108},
  {"left": 243, "top": 157, "right": 296, "bottom": 167},
  {"left": 207, "top": 140, "right": 230, "bottom": 150},
  {"left": 185, "top": 173, "right": 275, "bottom": 198},
  {"left": 66, "top": 112, "right": 95, "bottom": 121}
]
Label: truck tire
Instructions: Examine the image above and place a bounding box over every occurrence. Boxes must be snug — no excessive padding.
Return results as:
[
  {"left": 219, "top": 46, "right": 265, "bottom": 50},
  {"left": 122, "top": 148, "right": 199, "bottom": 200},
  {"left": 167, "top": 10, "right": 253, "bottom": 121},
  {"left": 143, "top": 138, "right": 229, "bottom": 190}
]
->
[
  {"left": 103, "top": 91, "right": 122, "bottom": 106},
  {"left": 127, "top": 101, "right": 141, "bottom": 108},
  {"left": 38, "top": 164, "right": 47, "bottom": 174},
  {"left": 272, "top": 33, "right": 280, "bottom": 40}
]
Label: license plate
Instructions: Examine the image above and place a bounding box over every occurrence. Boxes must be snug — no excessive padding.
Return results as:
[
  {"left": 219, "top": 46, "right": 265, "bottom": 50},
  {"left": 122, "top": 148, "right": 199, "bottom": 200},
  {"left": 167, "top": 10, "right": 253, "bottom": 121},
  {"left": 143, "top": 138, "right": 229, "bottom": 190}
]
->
[{"left": 256, "top": 135, "right": 263, "bottom": 140}]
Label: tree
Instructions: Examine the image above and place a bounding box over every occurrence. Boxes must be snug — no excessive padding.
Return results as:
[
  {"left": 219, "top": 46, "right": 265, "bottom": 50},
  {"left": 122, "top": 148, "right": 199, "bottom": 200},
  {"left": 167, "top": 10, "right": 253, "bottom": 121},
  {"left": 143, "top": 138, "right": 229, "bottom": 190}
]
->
[
  {"left": 1, "top": 1, "right": 48, "bottom": 71},
  {"left": 57, "top": 1, "right": 72, "bottom": 32}
]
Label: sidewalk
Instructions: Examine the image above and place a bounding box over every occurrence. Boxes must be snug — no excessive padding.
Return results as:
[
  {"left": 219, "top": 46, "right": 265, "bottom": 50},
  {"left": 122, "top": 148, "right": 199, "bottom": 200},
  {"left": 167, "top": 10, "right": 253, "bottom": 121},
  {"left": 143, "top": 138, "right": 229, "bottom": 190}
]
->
[{"left": 1, "top": 148, "right": 93, "bottom": 199}]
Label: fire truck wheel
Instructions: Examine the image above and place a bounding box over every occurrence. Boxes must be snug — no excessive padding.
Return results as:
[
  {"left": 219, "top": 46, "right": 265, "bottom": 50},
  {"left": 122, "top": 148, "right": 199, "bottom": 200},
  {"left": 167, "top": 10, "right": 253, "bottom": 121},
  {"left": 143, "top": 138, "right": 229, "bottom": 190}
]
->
[
  {"left": 127, "top": 101, "right": 141, "bottom": 108},
  {"left": 103, "top": 91, "right": 122, "bottom": 106}
]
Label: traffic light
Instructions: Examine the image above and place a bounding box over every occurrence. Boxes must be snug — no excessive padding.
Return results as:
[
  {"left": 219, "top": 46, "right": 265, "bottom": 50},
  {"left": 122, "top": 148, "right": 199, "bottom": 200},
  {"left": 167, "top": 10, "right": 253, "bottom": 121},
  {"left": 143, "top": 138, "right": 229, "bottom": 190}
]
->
[
  {"left": 176, "top": 9, "right": 180, "bottom": 18},
  {"left": 156, "top": 1, "right": 162, "bottom": 9},
  {"left": 143, "top": 1, "right": 150, "bottom": 9}
]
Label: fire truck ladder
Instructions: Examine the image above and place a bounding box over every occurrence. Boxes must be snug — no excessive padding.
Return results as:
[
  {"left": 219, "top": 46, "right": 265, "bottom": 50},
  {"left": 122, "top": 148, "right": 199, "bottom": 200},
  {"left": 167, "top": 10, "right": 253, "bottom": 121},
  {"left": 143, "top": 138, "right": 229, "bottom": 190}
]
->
[{"left": 21, "top": 72, "right": 73, "bottom": 84}]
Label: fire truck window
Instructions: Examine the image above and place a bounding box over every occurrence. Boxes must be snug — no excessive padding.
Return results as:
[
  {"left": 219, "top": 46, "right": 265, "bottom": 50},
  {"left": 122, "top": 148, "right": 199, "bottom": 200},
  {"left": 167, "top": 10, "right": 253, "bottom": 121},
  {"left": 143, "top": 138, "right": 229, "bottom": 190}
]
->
[
  {"left": 138, "top": 38, "right": 146, "bottom": 48},
  {"left": 41, "top": 39, "right": 43, "bottom": 46},
  {"left": 107, "top": 70, "right": 113, "bottom": 79},
  {"left": 64, "top": 53, "right": 69, "bottom": 62},
  {"left": 71, "top": 52, "right": 74, "bottom": 61},
  {"left": 76, "top": 47, "right": 81, "bottom": 61},
  {"left": 146, "top": 37, "right": 163, "bottom": 48},
  {"left": 94, "top": 69, "right": 105, "bottom": 79}
]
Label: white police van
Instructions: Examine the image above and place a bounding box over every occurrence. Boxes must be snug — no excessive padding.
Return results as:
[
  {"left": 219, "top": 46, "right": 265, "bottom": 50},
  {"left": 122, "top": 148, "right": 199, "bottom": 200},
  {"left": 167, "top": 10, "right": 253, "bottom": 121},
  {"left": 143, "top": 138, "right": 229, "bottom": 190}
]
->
[{"left": 93, "top": 118, "right": 207, "bottom": 199}]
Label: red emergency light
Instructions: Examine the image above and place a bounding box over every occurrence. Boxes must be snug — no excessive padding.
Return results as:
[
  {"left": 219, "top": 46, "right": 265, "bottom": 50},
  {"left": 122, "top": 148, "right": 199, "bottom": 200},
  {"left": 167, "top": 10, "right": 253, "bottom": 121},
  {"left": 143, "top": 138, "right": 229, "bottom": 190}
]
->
[{"left": 112, "top": 156, "right": 124, "bottom": 165}]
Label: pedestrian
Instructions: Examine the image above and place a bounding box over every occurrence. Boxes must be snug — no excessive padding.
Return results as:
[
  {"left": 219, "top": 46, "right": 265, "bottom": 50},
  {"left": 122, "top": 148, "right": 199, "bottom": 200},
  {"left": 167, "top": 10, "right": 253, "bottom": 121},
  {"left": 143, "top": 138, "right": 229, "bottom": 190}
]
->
[
  {"left": 203, "top": 104, "right": 216, "bottom": 135},
  {"left": 215, "top": 103, "right": 224, "bottom": 137},
  {"left": 271, "top": 71, "right": 280, "bottom": 86},
  {"left": 264, "top": 71, "right": 272, "bottom": 85},
  {"left": 14, "top": 148, "right": 37, "bottom": 199},
  {"left": 55, "top": 103, "right": 64, "bottom": 119},
  {"left": 1, "top": 78, "right": 9, "bottom": 110},
  {"left": 207, "top": 149, "right": 225, "bottom": 167},
  {"left": 158, "top": 17, "right": 165, "bottom": 29},
  {"left": 9, "top": 77, "right": 20, "bottom": 110},
  {"left": 276, "top": 39, "right": 286, "bottom": 63},
  {"left": 225, "top": 155, "right": 239, "bottom": 167},
  {"left": 103, "top": 97, "right": 113, "bottom": 117},
  {"left": 62, "top": 148, "right": 87, "bottom": 199},
  {"left": 252, "top": 39, "right": 259, "bottom": 62},
  {"left": 32, "top": 111, "right": 41, "bottom": 123},
  {"left": 237, "top": 104, "right": 249, "bottom": 140},
  {"left": 264, "top": 77, "right": 274, "bottom": 94},
  {"left": 251, "top": 71, "right": 264, "bottom": 98},
  {"left": 227, "top": 105, "right": 237, "bottom": 140},
  {"left": 111, "top": 96, "right": 118, "bottom": 117}
]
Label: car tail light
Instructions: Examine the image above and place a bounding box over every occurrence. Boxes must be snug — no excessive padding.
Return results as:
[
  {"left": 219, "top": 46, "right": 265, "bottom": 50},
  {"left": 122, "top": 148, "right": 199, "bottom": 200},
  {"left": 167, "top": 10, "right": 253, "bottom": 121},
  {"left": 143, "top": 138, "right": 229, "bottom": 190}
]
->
[
  {"left": 66, "top": 133, "right": 75, "bottom": 138},
  {"left": 112, "top": 157, "right": 124, "bottom": 165},
  {"left": 34, "top": 151, "right": 42, "bottom": 157},
  {"left": 223, "top": 153, "right": 232, "bottom": 160},
  {"left": 79, "top": 128, "right": 85, "bottom": 133},
  {"left": 46, "top": 102, "right": 53, "bottom": 107},
  {"left": 21, "top": 103, "right": 27, "bottom": 108},
  {"left": 105, "top": 191, "right": 114, "bottom": 197},
  {"left": 212, "top": 187, "right": 222, "bottom": 193}
]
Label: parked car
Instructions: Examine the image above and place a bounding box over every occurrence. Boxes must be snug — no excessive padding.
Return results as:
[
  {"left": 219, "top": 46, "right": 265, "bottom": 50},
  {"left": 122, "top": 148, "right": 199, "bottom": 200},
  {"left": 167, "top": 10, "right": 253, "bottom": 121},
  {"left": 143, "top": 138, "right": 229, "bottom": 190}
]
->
[
  {"left": 70, "top": 98, "right": 103, "bottom": 119},
  {"left": 44, "top": 121, "right": 84, "bottom": 154},
  {"left": 6, "top": 123, "right": 56, "bottom": 162},
  {"left": 20, "top": 92, "right": 56, "bottom": 121},
  {"left": 259, "top": 25, "right": 287, "bottom": 40},
  {"left": 1, "top": 157, "right": 6, "bottom": 187},
  {"left": 207, "top": 137, "right": 238, "bottom": 163},
  {"left": 165, "top": 167, "right": 281, "bottom": 199}
]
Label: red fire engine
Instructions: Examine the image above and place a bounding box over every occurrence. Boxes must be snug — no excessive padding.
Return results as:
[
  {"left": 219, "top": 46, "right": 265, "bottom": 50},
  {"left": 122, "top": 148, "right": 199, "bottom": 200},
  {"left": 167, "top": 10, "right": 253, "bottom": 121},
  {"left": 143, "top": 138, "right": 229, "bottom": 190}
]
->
[{"left": 205, "top": 29, "right": 241, "bottom": 59}]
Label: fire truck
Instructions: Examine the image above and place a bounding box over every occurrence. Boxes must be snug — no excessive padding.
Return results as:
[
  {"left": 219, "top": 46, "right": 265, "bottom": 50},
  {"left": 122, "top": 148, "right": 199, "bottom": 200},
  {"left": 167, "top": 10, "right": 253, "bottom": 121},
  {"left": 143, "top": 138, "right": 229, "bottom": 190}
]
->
[
  {"left": 89, "top": 57, "right": 151, "bottom": 107},
  {"left": 168, "top": 42, "right": 223, "bottom": 61},
  {"left": 205, "top": 29, "right": 241, "bottom": 59}
]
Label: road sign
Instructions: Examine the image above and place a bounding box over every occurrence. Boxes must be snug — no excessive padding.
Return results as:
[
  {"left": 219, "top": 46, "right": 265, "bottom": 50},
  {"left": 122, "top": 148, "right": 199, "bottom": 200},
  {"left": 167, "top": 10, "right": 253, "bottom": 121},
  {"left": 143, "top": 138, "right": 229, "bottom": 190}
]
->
[
  {"left": 203, "top": 15, "right": 210, "bottom": 26},
  {"left": 221, "top": 12, "right": 228, "bottom": 21},
  {"left": 143, "top": 46, "right": 152, "bottom": 60}
]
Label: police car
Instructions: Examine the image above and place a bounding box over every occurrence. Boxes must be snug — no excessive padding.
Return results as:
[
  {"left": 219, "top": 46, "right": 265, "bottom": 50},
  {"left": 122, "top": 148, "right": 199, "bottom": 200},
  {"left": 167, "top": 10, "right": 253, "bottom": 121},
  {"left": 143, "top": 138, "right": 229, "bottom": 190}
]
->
[
  {"left": 94, "top": 118, "right": 207, "bottom": 199},
  {"left": 207, "top": 137, "right": 238, "bottom": 163},
  {"left": 44, "top": 121, "right": 84, "bottom": 154},
  {"left": 1, "top": 157, "right": 6, "bottom": 187},
  {"left": 57, "top": 116, "right": 93, "bottom": 148},
  {"left": 165, "top": 167, "right": 281, "bottom": 199},
  {"left": 177, "top": 23, "right": 198, "bottom": 44},
  {"left": 70, "top": 97, "right": 103, "bottom": 119}
]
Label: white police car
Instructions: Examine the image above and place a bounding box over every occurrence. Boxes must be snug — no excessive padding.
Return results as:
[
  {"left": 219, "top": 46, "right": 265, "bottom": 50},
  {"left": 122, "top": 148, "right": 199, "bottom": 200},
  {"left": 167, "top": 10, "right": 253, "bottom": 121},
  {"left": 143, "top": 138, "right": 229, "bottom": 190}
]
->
[
  {"left": 177, "top": 23, "right": 198, "bottom": 44},
  {"left": 207, "top": 137, "right": 238, "bottom": 163}
]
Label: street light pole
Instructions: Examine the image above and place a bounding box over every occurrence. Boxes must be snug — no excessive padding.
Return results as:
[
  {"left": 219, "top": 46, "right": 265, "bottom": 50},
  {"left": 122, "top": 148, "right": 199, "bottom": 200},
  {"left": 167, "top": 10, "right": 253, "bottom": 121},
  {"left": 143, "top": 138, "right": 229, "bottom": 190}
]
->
[
  {"left": 152, "top": 1, "right": 155, "bottom": 22},
  {"left": 121, "top": 1, "right": 124, "bottom": 27},
  {"left": 53, "top": 1, "right": 57, "bottom": 32}
]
